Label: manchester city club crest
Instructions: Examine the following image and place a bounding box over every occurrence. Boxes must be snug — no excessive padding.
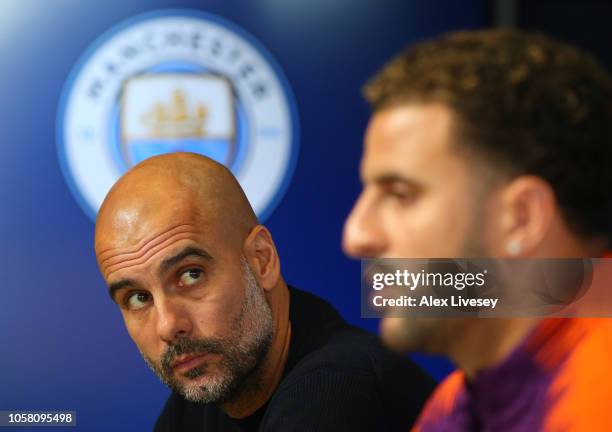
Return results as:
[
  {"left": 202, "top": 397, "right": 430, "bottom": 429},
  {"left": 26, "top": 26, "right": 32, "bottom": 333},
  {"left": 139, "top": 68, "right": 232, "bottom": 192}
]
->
[{"left": 57, "top": 10, "right": 299, "bottom": 221}]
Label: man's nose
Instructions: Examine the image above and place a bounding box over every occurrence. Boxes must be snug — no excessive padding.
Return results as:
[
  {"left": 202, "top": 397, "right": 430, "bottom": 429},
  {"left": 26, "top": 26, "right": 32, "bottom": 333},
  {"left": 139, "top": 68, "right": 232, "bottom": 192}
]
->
[
  {"left": 342, "top": 193, "right": 387, "bottom": 259},
  {"left": 155, "top": 296, "right": 193, "bottom": 344}
]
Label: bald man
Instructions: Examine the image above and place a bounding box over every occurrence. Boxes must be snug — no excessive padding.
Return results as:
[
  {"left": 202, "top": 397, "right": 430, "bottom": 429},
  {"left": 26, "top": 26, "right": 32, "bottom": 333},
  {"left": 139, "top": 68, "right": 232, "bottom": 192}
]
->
[{"left": 94, "top": 153, "right": 434, "bottom": 432}]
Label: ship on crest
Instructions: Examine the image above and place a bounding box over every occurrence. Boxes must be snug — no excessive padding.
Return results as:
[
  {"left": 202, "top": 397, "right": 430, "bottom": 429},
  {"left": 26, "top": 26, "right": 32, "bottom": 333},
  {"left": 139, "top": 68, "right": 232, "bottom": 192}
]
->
[{"left": 142, "top": 89, "right": 208, "bottom": 138}]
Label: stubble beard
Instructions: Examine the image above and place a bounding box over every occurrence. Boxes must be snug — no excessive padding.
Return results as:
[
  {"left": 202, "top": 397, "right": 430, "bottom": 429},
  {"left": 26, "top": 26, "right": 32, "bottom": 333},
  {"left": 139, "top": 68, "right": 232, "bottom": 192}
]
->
[
  {"left": 381, "top": 199, "right": 491, "bottom": 355},
  {"left": 141, "top": 257, "right": 274, "bottom": 404}
]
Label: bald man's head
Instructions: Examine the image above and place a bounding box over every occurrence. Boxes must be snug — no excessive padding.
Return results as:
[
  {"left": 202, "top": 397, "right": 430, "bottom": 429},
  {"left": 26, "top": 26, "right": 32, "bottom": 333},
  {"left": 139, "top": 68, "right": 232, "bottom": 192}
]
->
[
  {"left": 93, "top": 152, "right": 287, "bottom": 407},
  {"left": 95, "top": 153, "right": 258, "bottom": 276}
]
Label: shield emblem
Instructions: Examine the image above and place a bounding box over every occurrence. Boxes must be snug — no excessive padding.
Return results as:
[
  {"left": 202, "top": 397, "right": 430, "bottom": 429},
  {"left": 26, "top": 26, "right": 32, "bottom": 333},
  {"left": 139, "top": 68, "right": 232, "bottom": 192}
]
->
[{"left": 119, "top": 73, "right": 236, "bottom": 168}]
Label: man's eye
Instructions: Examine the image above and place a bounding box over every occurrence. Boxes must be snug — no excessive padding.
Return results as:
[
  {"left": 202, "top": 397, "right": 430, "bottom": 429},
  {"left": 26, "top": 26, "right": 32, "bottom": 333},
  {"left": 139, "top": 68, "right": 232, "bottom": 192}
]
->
[
  {"left": 126, "top": 292, "right": 150, "bottom": 310},
  {"left": 387, "top": 189, "right": 414, "bottom": 201},
  {"left": 384, "top": 184, "right": 418, "bottom": 203},
  {"left": 179, "top": 269, "right": 203, "bottom": 286}
]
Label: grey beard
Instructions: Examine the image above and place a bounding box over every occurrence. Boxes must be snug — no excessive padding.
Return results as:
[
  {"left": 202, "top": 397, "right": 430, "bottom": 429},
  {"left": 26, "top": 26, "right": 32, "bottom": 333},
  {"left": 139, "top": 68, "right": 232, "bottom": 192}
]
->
[{"left": 141, "top": 257, "right": 274, "bottom": 404}]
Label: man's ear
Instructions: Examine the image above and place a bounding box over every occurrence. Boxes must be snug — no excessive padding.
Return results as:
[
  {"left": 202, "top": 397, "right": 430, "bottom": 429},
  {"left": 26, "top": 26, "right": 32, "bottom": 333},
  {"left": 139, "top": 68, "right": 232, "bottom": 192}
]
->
[
  {"left": 497, "top": 175, "right": 556, "bottom": 257},
  {"left": 243, "top": 225, "right": 281, "bottom": 291}
]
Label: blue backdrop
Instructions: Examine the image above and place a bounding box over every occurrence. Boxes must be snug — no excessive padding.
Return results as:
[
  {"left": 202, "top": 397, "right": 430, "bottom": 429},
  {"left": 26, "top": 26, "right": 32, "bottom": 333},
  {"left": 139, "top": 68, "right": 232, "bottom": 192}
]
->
[{"left": 0, "top": 1, "right": 486, "bottom": 430}]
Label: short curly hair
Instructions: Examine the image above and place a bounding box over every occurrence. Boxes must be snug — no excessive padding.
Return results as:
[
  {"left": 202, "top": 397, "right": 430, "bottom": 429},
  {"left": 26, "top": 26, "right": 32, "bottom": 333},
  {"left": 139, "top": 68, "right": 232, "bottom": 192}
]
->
[{"left": 365, "top": 29, "right": 612, "bottom": 240}]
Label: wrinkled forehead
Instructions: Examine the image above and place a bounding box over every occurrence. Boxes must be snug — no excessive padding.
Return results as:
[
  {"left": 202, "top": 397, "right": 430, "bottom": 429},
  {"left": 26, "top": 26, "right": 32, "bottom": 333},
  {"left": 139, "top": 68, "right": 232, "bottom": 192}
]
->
[
  {"left": 94, "top": 199, "right": 228, "bottom": 281},
  {"left": 94, "top": 189, "right": 216, "bottom": 262},
  {"left": 96, "top": 198, "right": 201, "bottom": 245},
  {"left": 93, "top": 159, "right": 252, "bottom": 278}
]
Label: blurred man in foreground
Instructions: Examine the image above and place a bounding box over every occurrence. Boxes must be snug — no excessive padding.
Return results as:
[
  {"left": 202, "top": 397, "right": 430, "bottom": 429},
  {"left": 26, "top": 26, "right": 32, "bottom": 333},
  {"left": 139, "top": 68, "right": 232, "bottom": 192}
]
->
[
  {"left": 343, "top": 30, "right": 612, "bottom": 430},
  {"left": 94, "top": 153, "right": 434, "bottom": 431}
]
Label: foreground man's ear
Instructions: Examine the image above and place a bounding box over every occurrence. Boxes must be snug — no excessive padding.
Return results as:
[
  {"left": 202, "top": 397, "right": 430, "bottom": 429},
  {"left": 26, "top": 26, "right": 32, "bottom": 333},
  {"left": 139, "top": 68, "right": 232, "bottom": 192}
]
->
[
  {"left": 498, "top": 175, "right": 556, "bottom": 257},
  {"left": 243, "top": 225, "right": 281, "bottom": 291}
]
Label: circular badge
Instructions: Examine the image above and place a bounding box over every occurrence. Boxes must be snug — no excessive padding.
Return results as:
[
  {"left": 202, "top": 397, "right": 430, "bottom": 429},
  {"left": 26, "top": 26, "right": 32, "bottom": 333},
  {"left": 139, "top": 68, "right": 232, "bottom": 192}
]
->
[{"left": 57, "top": 10, "right": 299, "bottom": 221}]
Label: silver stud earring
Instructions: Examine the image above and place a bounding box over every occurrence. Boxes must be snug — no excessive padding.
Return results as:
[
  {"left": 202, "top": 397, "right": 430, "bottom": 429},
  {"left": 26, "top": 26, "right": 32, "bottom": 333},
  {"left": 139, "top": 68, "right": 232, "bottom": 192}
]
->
[{"left": 506, "top": 241, "right": 521, "bottom": 256}]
